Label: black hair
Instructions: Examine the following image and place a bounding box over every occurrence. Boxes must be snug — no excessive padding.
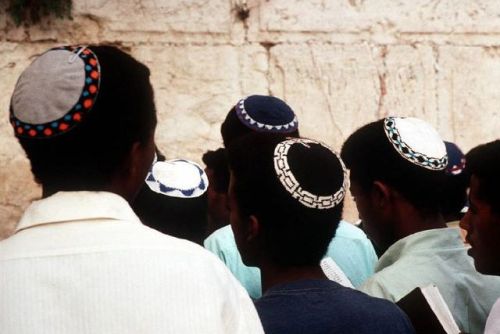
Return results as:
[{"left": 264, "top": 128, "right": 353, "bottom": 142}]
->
[
  {"left": 466, "top": 140, "right": 500, "bottom": 214},
  {"left": 440, "top": 172, "right": 468, "bottom": 221},
  {"left": 341, "top": 119, "right": 445, "bottom": 215},
  {"left": 202, "top": 148, "right": 229, "bottom": 193},
  {"left": 220, "top": 106, "right": 299, "bottom": 147},
  {"left": 17, "top": 45, "right": 157, "bottom": 191},
  {"left": 132, "top": 186, "right": 208, "bottom": 245},
  {"left": 227, "top": 133, "right": 344, "bottom": 267}
]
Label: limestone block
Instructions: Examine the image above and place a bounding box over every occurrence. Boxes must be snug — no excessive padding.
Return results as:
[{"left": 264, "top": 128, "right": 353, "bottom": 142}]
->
[
  {"left": 437, "top": 46, "right": 500, "bottom": 152},
  {"left": 0, "top": 43, "right": 46, "bottom": 239},
  {"left": 381, "top": 45, "right": 439, "bottom": 122},
  {"left": 131, "top": 44, "right": 267, "bottom": 162},
  {"left": 0, "top": 158, "right": 40, "bottom": 239},
  {"left": 250, "top": 0, "right": 500, "bottom": 42},
  {"left": 73, "top": 0, "right": 233, "bottom": 43},
  {"left": 268, "top": 43, "right": 382, "bottom": 151}
]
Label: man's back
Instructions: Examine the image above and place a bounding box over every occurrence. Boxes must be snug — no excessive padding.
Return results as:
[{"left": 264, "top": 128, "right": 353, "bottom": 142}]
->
[
  {"left": 204, "top": 221, "right": 377, "bottom": 298},
  {"left": 361, "top": 228, "right": 500, "bottom": 334},
  {"left": 255, "top": 279, "right": 414, "bottom": 334},
  {"left": 0, "top": 191, "right": 263, "bottom": 334}
]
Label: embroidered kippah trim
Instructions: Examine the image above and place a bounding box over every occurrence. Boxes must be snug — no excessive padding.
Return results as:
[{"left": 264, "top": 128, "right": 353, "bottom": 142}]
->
[
  {"left": 383, "top": 117, "right": 448, "bottom": 171},
  {"left": 236, "top": 98, "right": 298, "bottom": 133},
  {"left": 273, "top": 138, "right": 348, "bottom": 210},
  {"left": 11, "top": 46, "right": 101, "bottom": 139},
  {"left": 146, "top": 159, "right": 208, "bottom": 198}
]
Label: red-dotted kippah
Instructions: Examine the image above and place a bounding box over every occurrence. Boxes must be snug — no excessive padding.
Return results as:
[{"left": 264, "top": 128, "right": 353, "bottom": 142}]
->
[{"left": 10, "top": 45, "right": 101, "bottom": 139}]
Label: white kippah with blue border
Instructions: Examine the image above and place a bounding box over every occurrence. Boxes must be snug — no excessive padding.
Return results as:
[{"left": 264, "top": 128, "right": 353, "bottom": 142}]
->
[
  {"left": 145, "top": 158, "right": 209, "bottom": 198},
  {"left": 383, "top": 117, "right": 448, "bottom": 171}
]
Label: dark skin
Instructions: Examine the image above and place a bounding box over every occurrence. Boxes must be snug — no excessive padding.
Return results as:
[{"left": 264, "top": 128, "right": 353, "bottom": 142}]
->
[
  {"left": 228, "top": 172, "right": 327, "bottom": 294},
  {"left": 42, "top": 135, "right": 156, "bottom": 204},
  {"left": 350, "top": 177, "right": 446, "bottom": 256}
]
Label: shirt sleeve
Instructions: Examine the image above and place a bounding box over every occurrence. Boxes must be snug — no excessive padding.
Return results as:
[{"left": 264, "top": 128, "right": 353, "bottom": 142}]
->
[{"left": 219, "top": 261, "right": 264, "bottom": 333}]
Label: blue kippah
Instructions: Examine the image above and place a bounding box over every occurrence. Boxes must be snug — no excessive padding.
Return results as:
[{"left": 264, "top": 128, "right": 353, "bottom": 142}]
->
[
  {"left": 235, "top": 95, "right": 298, "bottom": 133},
  {"left": 444, "top": 141, "right": 466, "bottom": 175}
]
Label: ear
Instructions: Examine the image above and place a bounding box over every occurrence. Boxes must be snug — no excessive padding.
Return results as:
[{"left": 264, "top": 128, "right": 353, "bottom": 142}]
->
[
  {"left": 247, "top": 215, "right": 261, "bottom": 242},
  {"left": 371, "top": 181, "right": 392, "bottom": 209},
  {"left": 126, "top": 141, "right": 143, "bottom": 178}
]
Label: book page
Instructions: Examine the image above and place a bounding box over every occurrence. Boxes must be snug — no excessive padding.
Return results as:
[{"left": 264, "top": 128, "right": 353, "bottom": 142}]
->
[
  {"left": 320, "top": 257, "right": 354, "bottom": 288},
  {"left": 421, "top": 284, "right": 461, "bottom": 334}
]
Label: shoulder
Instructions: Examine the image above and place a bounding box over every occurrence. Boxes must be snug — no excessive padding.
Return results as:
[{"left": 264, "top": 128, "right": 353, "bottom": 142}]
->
[
  {"left": 204, "top": 225, "right": 234, "bottom": 248},
  {"left": 335, "top": 220, "right": 370, "bottom": 240}
]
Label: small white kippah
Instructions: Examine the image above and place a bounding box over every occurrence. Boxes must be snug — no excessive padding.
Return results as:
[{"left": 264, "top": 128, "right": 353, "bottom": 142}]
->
[{"left": 145, "top": 159, "right": 209, "bottom": 198}]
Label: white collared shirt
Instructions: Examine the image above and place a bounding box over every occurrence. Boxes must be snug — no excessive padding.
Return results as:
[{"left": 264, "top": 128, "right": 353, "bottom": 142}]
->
[{"left": 0, "top": 191, "right": 263, "bottom": 334}]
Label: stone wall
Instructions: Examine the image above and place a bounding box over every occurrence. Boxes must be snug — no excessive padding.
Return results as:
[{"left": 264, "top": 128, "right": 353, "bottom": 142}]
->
[{"left": 1, "top": 0, "right": 500, "bottom": 238}]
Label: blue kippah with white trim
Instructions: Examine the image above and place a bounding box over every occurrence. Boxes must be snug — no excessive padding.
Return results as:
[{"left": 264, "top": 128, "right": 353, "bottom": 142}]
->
[{"left": 235, "top": 95, "right": 298, "bottom": 133}]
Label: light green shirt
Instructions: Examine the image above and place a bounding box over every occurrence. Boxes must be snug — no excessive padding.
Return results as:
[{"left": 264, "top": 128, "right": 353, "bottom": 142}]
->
[
  {"left": 204, "top": 221, "right": 378, "bottom": 298},
  {"left": 360, "top": 227, "right": 500, "bottom": 334}
]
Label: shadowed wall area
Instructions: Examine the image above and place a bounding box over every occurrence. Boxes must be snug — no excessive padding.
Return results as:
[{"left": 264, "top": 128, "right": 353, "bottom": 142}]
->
[{"left": 1, "top": 0, "right": 500, "bottom": 238}]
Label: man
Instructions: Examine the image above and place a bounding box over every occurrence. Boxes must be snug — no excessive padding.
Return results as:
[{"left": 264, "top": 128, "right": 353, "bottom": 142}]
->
[
  {"left": 0, "top": 45, "right": 263, "bottom": 333},
  {"left": 205, "top": 95, "right": 378, "bottom": 298},
  {"left": 202, "top": 148, "right": 230, "bottom": 235},
  {"left": 226, "top": 133, "right": 414, "bottom": 334},
  {"left": 341, "top": 116, "right": 500, "bottom": 334},
  {"left": 460, "top": 140, "right": 500, "bottom": 333}
]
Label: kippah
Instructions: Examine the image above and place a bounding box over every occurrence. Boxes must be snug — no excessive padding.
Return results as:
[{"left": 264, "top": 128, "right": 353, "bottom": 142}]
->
[
  {"left": 273, "top": 138, "right": 347, "bottom": 210},
  {"left": 10, "top": 45, "right": 101, "bottom": 138},
  {"left": 145, "top": 158, "right": 209, "bottom": 198},
  {"left": 235, "top": 95, "right": 298, "bottom": 133},
  {"left": 444, "top": 141, "right": 466, "bottom": 176},
  {"left": 383, "top": 117, "right": 447, "bottom": 170}
]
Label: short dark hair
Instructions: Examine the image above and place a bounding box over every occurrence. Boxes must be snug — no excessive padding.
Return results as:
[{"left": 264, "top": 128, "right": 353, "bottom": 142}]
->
[
  {"left": 220, "top": 106, "right": 299, "bottom": 147},
  {"left": 466, "top": 140, "right": 500, "bottom": 214},
  {"left": 440, "top": 172, "right": 468, "bottom": 219},
  {"left": 227, "top": 133, "right": 344, "bottom": 266},
  {"left": 202, "top": 148, "right": 229, "bottom": 193},
  {"left": 132, "top": 186, "right": 208, "bottom": 246},
  {"left": 341, "top": 120, "right": 445, "bottom": 215},
  {"left": 17, "top": 45, "right": 157, "bottom": 191}
]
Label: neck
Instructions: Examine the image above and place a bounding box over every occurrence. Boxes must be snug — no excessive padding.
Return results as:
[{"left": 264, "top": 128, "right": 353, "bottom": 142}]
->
[
  {"left": 260, "top": 262, "right": 327, "bottom": 294},
  {"left": 394, "top": 200, "right": 446, "bottom": 241}
]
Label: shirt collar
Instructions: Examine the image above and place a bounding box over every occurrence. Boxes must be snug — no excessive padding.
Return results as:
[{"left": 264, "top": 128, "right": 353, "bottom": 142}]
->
[
  {"left": 16, "top": 191, "right": 141, "bottom": 232},
  {"left": 376, "top": 227, "right": 463, "bottom": 272}
]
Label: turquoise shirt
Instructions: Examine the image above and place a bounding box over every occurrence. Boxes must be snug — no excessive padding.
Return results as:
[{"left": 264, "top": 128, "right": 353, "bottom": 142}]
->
[
  {"left": 360, "top": 227, "right": 500, "bottom": 334},
  {"left": 204, "top": 221, "right": 378, "bottom": 298}
]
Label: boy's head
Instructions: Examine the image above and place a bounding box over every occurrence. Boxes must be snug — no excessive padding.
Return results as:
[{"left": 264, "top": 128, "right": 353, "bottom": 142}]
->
[
  {"left": 133, "top": 154, "right": 209, "bottom": 245},
  {"left": 341, "top": 117, "right": 447, "bottom": 253},
  {"left": 10, "top": 45, "right": 157, "bottom": 201},
  {"left": 220, "top": 95, "right": 299, "bottom": 147},
  {"left": 226, "top": 133, "right": 347, "bottom": 267},
  {"left": 460, "top": 140, "right": 500, "bottom": 275},
  {"left": 202, "top": 148, "right": 230, "bottom": 233}
]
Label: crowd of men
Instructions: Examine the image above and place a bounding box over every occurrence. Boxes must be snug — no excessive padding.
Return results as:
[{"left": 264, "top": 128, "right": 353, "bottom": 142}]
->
[{"left": 1, "top": 44, "right": 500, "bottom": 334}]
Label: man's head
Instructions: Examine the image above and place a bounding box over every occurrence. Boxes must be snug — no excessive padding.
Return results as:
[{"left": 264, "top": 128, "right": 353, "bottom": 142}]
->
[
  {"left": 133, "top": 153, "right": 209, "bottom": 245},
  {"left": 220, "top": 95, "right": 299, "bottom": 147},
  {"left": 226, "top": 133, "right": 347, "bottom": 268},
  {"left": 341, "top": 117, "right": 447, "bottom": 253},
  {"left": 10, "top": 45, "right": 157, "bottom": 201},
  {"left": 202, "top": 148, "right": 230, "bottom": 233},
  {"left": 460, "top": 140, "right": 500, "bottom": 275}
]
